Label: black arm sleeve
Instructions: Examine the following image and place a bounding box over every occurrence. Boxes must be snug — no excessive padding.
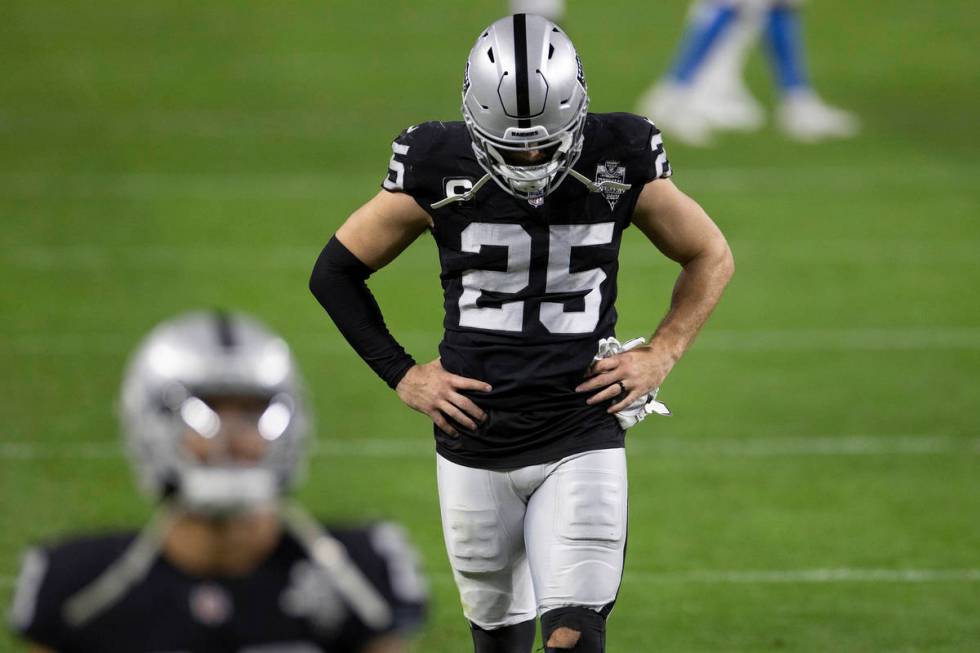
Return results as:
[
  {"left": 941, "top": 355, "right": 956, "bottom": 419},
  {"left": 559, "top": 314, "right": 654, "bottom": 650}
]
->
[{"left": 309, "top": 236, "right": 416, "bottom": 389}]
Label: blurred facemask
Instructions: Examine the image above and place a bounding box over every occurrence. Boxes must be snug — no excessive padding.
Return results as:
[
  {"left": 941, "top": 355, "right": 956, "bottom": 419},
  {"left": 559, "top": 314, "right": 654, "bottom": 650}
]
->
[{"left": 171, "top": 392, "right": 297, "bottom": 516}]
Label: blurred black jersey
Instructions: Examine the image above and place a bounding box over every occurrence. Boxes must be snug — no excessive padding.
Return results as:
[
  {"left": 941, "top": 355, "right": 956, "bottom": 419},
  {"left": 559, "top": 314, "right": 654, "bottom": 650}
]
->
[
  {"left": 9, "top": 519, "right": 427, "bottom": 653},
  {"left": 381, "top": 113, "right": 672, "bottom": 469}
]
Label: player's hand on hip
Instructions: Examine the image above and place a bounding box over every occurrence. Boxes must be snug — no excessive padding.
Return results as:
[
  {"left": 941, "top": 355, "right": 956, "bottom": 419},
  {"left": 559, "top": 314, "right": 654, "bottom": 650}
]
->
[
  {"left": 395, "top": 358, "right": 491, "bottom": 436},
  {"left": 576, "top": 344, "right": 675, "bottom": 414}
]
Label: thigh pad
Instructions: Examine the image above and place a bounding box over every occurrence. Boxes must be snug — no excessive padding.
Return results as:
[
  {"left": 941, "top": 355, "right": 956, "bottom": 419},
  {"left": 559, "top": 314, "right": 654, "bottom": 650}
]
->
[
  {"left": 556, "top": 469, "right": 625, "bottom": 543},
  {"left": 445, "top": 507, "right": 508, "bottom": 573}
]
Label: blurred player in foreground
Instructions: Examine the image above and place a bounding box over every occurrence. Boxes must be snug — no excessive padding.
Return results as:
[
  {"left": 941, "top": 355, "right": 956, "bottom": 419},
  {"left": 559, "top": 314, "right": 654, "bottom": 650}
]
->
[
  {"left": 637, "top": 0, "right": 860, "bottom": 145},
  {"left": 311, "top": 13, "right": 732, "bottom": 653},
  {"left": 8, "top": 311, "right": 426, "bottom": 653}
]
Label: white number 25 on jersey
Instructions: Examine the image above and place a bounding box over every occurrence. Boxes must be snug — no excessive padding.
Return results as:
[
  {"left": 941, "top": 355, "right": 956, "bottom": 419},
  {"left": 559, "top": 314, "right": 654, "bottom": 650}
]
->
[{"left": 458, "top": 222, "right": 615, "bottom": 334}]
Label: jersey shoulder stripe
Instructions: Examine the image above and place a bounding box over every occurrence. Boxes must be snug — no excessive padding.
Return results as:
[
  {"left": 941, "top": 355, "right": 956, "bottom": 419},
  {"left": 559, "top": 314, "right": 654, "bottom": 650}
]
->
[{"left": 9, "top": 532, "right": 138, "bottom": 649}]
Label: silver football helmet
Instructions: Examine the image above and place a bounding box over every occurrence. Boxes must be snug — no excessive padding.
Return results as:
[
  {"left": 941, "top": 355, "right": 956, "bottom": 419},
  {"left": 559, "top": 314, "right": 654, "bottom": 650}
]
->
[
  {"left": 120, "top": 311, "right": 310, "bottom": 515},
  {"left": 462, "top": 14, "right": 589, "bottom": 205}
]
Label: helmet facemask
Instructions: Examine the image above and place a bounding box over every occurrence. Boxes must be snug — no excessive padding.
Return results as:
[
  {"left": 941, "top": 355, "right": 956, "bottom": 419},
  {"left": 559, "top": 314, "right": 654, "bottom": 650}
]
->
[
  {"left": 161, "top": 388, "right": 300, "bottom": 516},
  {"left": 464, "top": 99, "right": 588, "bottom": 207}
]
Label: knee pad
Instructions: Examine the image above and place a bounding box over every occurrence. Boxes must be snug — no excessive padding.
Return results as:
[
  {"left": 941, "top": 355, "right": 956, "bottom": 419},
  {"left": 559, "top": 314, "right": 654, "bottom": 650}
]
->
[
  {"left": 470, "top": 619, "right": 536, "bottom": 653},
  {"left": 541, "top": 606, "right": 607, "bottom": 652}
]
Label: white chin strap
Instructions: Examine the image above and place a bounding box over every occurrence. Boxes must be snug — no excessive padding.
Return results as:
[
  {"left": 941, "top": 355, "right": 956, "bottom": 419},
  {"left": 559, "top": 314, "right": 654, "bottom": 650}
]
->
[{"left": 179, "top": 467, "right": 277, "bottom": 515}]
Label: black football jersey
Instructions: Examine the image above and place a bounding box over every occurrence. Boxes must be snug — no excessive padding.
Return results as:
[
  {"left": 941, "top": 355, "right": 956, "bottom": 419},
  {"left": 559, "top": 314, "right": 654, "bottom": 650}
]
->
[
  {"left": 9, "top": 521, "right": 427, "bottom": 653},
  {"left": 381, "top": 112, "right": 671, "bottom": 469}
]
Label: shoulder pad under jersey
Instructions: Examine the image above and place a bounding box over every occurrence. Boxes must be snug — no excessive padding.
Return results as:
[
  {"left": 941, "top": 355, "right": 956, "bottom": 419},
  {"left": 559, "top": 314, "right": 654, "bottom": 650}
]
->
[
  {"left": 9, "top": 533, "right": 136, "bottom": 650},
  {"left": 380, "top": 121, "right": 474, "bottom": 203},
  {"left": 587, "top": 112, "right": 672, "bottom": 186}
]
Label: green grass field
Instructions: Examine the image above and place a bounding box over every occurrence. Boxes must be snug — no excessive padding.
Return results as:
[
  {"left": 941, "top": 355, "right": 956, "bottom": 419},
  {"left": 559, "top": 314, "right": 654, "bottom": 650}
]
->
[{"left": 1, "top": 1, "right": 978, "bottom": 650}]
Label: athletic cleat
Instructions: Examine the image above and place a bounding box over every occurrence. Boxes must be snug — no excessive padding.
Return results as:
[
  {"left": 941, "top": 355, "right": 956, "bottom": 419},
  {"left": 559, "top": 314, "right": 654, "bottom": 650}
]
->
[
  {"left": 777, "top": 90, "right": 860, "bottom": 142},
  {"left": 696, "top": 76, "right": 766, "bottom": 132},
  {"left": 636, "top": 82, "right": 716, "bottom": 147}
]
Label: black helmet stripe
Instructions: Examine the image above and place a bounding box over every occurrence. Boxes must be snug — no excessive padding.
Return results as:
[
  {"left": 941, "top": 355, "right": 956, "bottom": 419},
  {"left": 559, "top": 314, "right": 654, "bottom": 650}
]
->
[
  {"left": 513, "top": 13, "right": 531, "bottom": 128},
  {"left": 213, "top": 310, "right": 237, "bottom": 349}
]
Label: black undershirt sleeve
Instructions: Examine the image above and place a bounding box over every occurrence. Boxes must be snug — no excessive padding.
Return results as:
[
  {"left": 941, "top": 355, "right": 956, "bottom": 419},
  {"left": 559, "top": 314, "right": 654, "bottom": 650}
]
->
[{"left": 309, "top": 236, "right": 416, "bottom": 389}]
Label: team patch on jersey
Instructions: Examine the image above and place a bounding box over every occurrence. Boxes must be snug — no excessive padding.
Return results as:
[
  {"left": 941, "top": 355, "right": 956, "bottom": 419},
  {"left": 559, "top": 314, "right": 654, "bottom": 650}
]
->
[{"left": 595, "top": 160, "right": 627, "bottom": 209}]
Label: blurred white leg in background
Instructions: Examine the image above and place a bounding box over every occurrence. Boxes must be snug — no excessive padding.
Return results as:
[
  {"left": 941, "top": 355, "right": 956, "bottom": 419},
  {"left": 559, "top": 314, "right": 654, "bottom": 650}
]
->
[
  {"left": 509, "top": 0, "right": 566, "bottom": 23},
  {"left": 637, "top": 1, "right": 749, "bottom": 146},
  {"left": 695, "top": 1, "right": 767, "bottom": 132},
  {"left": 765, "top": 0, "right": 860, "bottom": 141}
]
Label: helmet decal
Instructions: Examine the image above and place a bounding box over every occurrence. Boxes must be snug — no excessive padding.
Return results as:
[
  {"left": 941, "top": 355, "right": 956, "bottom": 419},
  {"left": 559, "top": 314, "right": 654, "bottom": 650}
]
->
[
  {"left": 575, "top": 55, "right": 586, "bottom": 89},
  {"left": 512, "top": 13, "right": 532, "bottom": 128}
]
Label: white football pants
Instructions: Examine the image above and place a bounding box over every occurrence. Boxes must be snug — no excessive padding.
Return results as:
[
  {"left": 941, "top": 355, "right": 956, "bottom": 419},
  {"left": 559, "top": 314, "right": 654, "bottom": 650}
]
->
[{"left": 436, "top": 448, "right": 628, "bottom": 629}]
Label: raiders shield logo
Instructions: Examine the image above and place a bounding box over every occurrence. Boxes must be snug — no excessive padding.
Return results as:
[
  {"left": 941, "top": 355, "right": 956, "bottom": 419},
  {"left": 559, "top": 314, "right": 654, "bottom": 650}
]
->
[
  {"left": 575, "top": 55, "right": 587, "bottom": 89},
  {"left": 596, "top": 161, "right": 627, "bottom": 210}
]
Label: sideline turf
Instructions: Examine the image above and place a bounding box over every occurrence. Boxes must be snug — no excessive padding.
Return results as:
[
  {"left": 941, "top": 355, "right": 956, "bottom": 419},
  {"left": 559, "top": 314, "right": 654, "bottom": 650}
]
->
[{"left": 1, "top": 2, "right": 977, "bottom": 650}]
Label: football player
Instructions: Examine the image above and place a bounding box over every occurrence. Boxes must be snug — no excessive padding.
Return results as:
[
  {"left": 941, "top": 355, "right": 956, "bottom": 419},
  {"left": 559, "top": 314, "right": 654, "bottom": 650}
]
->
[
  {"left": 8, "top": 311, "right": 427, "bottom": 653},
  {"left": 638, "top": 0, "right": 860, "bottom": 144},
  {"left": 310, "top": 14, "right": 733, "bottom": 653}
]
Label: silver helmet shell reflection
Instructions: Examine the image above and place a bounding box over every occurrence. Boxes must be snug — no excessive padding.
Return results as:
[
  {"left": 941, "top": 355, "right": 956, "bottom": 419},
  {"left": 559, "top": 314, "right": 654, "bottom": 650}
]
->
[
  {"left": 120, "top": 311, "right": 310, "bottom": 514},
  {"left": 462, "top": 14, "right": 589, "bottom": 205}
]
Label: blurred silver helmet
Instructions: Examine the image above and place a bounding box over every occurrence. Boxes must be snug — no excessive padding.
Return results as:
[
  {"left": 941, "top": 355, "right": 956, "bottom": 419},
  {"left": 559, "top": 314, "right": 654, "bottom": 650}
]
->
[
  {"left": 120, "top": 311, "right": 310, "bottom": 515},
  {"left": 462, "top": 14, "right": 589, "bottom": 206}
]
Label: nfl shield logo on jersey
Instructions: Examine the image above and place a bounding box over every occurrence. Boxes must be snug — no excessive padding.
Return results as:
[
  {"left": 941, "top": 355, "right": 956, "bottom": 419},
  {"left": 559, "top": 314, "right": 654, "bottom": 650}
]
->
[
  {"left": 189, "top": 583, "right": 232, "bottom": 626},
  {"left": 596, "top": 161, "right": 627, "bottom": 210},
  {"left": 527, "top": 189, "right": 546, "bottom": 208}
]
